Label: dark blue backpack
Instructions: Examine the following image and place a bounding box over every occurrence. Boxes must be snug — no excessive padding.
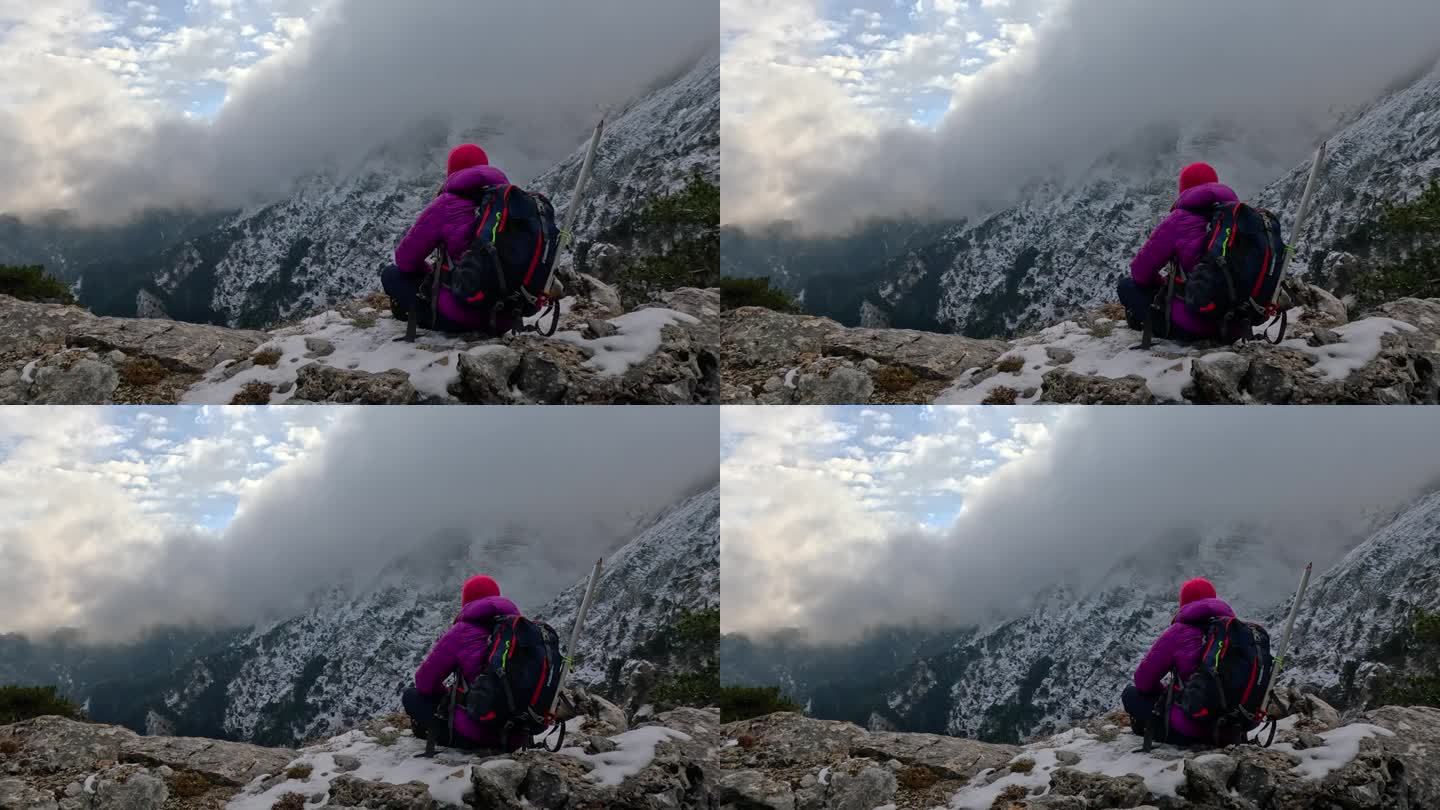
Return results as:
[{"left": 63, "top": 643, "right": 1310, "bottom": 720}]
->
[
  {"left": 1178, "top": 617, "right": 1274, "bottom": 744},
  {"left": 444, "top": 185, "right": 563, "bottom": 336},
  {"left": 1179, "top": 203, "right": 1288, "bottom": 338},
  {"left": 458, "top": 615, "right": 566, "bottom": 751}
]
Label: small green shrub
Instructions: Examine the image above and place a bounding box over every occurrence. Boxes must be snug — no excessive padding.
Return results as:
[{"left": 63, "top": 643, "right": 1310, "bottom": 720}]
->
[
  {"left": 717, "top": 685, "right": 801, "bottom": 723},
  {"left": 168, "top": 771, "right": 211, "bottom": 799},
  {"left": 0, "top": 685, "right": 83, "bottom": 724},
  {"left": 720, "top": 276, "right": 799, "bottom": 313},
  {"left": 251, "top": 347, "right": 283, "bottom": 367},
  {"left": 0, "top": 265, "right": 74, "bottom": 304},
  {"left": 284, "top": 763, "right": 313, "bottom": 780},
  {"left": 650, "top": 669, "right": 721, "bottom": 711}
]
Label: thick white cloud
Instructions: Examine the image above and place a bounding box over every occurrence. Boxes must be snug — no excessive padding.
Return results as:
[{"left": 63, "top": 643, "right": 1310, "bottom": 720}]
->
[
  {"left": 722, "top": 0, "right": 1440, "bottom": 231},
  {"left": 1, "top": 0, "right": 714, "bottom": 220},
  {"left": 0, "top": 406, "right": 718, "bottom": 640},
  {"left": 722, "top": 407, "right": 1440, "bottom": 642}
]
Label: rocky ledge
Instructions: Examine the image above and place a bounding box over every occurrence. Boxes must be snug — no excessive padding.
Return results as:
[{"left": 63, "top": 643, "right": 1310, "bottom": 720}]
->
[
  {"left": 721, "top": 285, "right": 1440, "bottom": 405},
  {"left": 0, "top": 698, "right": 722, "bottom": 810},
  {"left": 0, "top": 275, "right": 719, "bottom": 405},
  {"left": 711, "top": 697, "right": 1440, "bottom": 810}
]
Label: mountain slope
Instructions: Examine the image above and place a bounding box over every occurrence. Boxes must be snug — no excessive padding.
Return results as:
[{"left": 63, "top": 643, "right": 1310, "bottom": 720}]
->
[
  {"left": 726, "top": 60, "right": 1440, "bottom": 340},
  {"left": 724, "top": 492, "right": 1440, "bottom": 745},
  {"left": 5, "top": 487, "right": 719, "bottom": 746},
  {"left": 4, "top": 52, "right": 718, "bottom": 330}
]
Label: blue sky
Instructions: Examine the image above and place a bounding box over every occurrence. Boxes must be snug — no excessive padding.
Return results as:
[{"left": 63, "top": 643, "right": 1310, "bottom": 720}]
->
[{"left": 723, "top": 0, "right": 1051, "bottom": 129}]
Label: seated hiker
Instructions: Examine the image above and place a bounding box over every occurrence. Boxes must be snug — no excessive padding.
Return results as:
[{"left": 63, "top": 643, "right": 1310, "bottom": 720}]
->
[
  {"left": 1118, "top": 162, "right": 1243, "bottom": 343},
  {"left": 380, "top": 143, "right": 515, "bottom": 335},
  {"left": 401, "top": 574, "right": 529, "bottom": 752},
  {"left": 1121, "top": 577, "right": 1234, "bottom": 746}
]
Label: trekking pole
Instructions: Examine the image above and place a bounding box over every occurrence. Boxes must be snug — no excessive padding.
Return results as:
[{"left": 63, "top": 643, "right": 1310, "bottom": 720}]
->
[
  {"left": 1265, "top": 141, "right": 1328, "bottom": 340},
  {"left": 551, "top": 557, "right": 604, "bottom": 713},
  {"left": 1255, "top": 562, "right": 1313, "bottom": 744},
  {"left": 557, "top": 119, "right": 605, "bottom": 263}
]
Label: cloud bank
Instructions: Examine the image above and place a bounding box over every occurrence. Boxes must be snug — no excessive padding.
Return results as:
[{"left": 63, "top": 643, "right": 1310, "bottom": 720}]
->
[
  {"left": 1, "top": 0, "right": 714, "bottom": 220},
  {"left": 721, "top": 406, "right": 1440, "bottom": 642},
  {"left": 0, "top": 406, "right": 719, "bottom": 640},
  {"left": 722, "top": 0, "right": 1440, "bottom": 232}
]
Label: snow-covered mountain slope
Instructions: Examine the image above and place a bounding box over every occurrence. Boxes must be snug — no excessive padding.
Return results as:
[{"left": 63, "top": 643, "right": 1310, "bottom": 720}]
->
[
  {"left": 724, "top": 492, "right": 1440, "bottom": 746},
  {"left": 726, "top": 60, "right": 1440, "bottom": 340},
  {"left": 535, "top": 485, "right": 719, "bottom": 695},
  {"left": 7, "top": 487, "right": 718, "bottom": 746},
  {"left": 1275, "top": 491, "right": 1440, "bottom": 710},
  {"left": 37, "top": 52, "right": 718, "bottom": 330}
]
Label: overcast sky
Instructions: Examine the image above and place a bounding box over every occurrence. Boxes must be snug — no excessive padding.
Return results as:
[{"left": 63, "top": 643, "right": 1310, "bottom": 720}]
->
[
  {"left": 0, "top": 0, "right": 713, "bottom": 220},
  {"left": 0, "top": 406, "right": 718, "bottom": 640},
  {"left": 721, "top": 0, "right": 1440, "bottom": 232},
  {"left": 721, "top": 406, "right": 1440, "bottom": 643}
]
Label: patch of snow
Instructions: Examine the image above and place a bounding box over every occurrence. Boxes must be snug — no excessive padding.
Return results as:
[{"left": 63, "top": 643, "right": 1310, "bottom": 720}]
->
[
  {"left": 818, "top": 766, "right": 831, "bottom": 786},
  {"left": 1282, "top": 317, "right": 1417, "bottom": 381},
  {"left": 553, "top": 307, "right": 698, "bottom": 376},
  {"left": 182, "top": 298, "right": 591, "bottom": 404},
  {"left": 226, "top": 729, "right": 476, "bottom": 810},
  {"left": 1270, "top": 722, "right": 1394, "bottom": 781},
  {"left": 557, "top": 725, "right": 692, "bottom": 787},
  {"left": 936, "top": 320, "right": 1197, "bottom": 405},
  {"left": 20, "top": 359, "right": 38, "bottom": 383},
  {"left": 784, "top": 367, "right": 798, "bottom": 388},
  {"left": 949, "top": 728, "right": 1187, "bottom": 809}
]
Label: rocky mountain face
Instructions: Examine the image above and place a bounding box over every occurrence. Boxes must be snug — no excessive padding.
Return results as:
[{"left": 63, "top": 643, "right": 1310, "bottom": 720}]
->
[
  {"left": 0, "top": 280, "right": 720, "bottom": 405},
  {"left": 721, "top": 286, "right": 1440, "bottom": 405},
  {"left": 2, "top": 486, "right": 718, "bottom": 749},
  {"left": 713, "top": 701, "right": 1440, "bottom": 810},
  {"left": 723, "top": 489, "right": 1440, "bottom": 750},
  {"left": 1, "top": 50, "right": 718, "bottom": 331},
  {"left": 0, "top": 705, "right": 724, "bottom": 810},
  {"left": 725, "top": 60, "right": 1440, "bottom": 340}
]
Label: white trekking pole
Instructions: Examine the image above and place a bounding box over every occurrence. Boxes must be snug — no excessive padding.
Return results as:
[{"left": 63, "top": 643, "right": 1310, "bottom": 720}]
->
[
  {"left": 1264, "top": 141, "right": 1328, "bottom": 342},
  {"left": 542, "top": 557, "right": 604, "bottom": 749},
  {"left": 1256, "top": 562, "right": 1313, "bottom": 745},
  {"left": 529, "top": 118, "right": 604, "bottom": 337}
]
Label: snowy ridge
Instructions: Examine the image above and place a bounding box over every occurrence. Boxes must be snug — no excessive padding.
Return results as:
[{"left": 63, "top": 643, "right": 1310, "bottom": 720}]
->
[
  {"left": 530, "top": 51, "right": 719, "bottom": 243},
  {"left": 59, "top": 52, "right": 718, "bottom": 330},
  {"left": 731, "top": 59, "right": 1440, "bottom": 340},
  {"left": 1271, "top": 491, "right": 1440, "bottom": 702},
  {"left": 108, "top": 487, "right": 719, "bottom": 745},
  {"left": 535, "top": 484, "right": 720, "bottom": 690},
  {"left": 729, "top": 491, "right": 1440, "bottom": 746}
]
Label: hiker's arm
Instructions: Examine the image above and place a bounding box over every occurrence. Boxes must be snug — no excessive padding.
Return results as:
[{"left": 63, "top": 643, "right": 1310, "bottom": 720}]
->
[
  {"left": 394, "top": 199, "right": 447, "bottom": 273},
  {"left": 414, "top": 632, "right": 459, "bottom": 695},
  {"left": 1133, "top": 627, "right": 1176, "bottom": 693},
  {"left": 1130, "top": 215, "right": 1180, "bottom": 288}
]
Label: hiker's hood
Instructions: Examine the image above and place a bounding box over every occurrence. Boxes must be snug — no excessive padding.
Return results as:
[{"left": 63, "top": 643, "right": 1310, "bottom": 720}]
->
[
  {"left": 444, "top": 164, "right": 510, "bottom": 196},
  {"left": 1174, "top": 182, "right": 1239, "bottom": 212},
  {"left": 1175, "top": 596, "right": 1234, "bottom": 625},
  {"left": 457, "top": 594, "right": 520, "bottom": 624}
]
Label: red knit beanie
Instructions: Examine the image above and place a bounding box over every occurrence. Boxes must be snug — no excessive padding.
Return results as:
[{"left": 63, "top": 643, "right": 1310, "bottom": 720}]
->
[
  {"left": 461, "top": 574, "right": 501, "bottom": 605},
  {"left": 1179, "top": 577, "right": 1217, "bottom": 607},
  {"left": 1178, "top": 162, "right": 1219, "bottom": 193},
  {"left": 446, "top": 144, "right": 489, "bottom": 176}
]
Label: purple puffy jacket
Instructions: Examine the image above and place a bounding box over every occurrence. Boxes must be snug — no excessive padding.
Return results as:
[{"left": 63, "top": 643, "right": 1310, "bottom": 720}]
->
[
  {"left": 1130, "top": 182, "right": 1240, "bottom": 338},
  {"left": 414, "top": 595, "right": 529, "bottom": 749},
  {"left": 393, "top": 164, "right": 511, "bottom": 331},
  {"left": 1133, "top": 596, "right": 1236, "bottom": 740}
]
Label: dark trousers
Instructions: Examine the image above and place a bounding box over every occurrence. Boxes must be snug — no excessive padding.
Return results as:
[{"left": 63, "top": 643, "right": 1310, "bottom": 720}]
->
[
  {"left": 1122, "top": 685, "right": 1192, "bottom": 744},
  {"left": 401, "top": 687, "right": 480, "bottom": 750},
  {"left": 380, "top": 265, "right": 469, "bottom": 333},
  {"left": 1116, "top": 278, "right": 1202, "bottom": 343}
]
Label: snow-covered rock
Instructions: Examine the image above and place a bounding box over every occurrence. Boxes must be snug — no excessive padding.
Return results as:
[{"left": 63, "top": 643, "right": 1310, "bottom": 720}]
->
[
  {"left": 720, "top": 290, "right": 1440, "bottom": 405},
  {"left": 0, "top": 284, "right": 720, "bottom": 404},
  {"left": 0, "top": 708, "right": 725, "bottom": 810}
]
